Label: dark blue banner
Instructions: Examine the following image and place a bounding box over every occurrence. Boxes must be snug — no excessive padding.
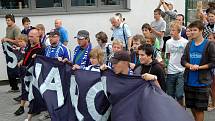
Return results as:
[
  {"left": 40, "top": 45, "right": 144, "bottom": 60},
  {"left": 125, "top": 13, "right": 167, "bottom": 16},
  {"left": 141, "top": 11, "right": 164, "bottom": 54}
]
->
[
  {"left": 27, "top": 55, "right": 193, "bottom": 121},
  {"left": 2, "top": 42, "right": 19, "bottom": 76}
]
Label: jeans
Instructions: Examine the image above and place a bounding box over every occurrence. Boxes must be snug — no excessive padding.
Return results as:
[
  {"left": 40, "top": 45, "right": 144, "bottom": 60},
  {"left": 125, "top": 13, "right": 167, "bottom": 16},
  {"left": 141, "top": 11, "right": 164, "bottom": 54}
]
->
[{"left": 166, "top": 72, "right": 184, "bottom": 101}]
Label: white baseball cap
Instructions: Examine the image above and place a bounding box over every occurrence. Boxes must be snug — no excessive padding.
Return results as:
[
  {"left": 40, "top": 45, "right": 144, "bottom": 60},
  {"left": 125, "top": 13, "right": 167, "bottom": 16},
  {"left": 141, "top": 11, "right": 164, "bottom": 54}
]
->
[{"left": 165, "top": 0, "right": 174, "bottom": 5}]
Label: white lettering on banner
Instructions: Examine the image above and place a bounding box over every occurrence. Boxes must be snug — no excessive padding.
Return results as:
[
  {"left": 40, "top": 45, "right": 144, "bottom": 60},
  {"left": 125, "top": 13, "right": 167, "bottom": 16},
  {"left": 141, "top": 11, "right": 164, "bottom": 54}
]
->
[
  {"left": 24, "top": 66, "right": 34, "bottom": 91},
  {"left": 32, "top": 62, "right": 111, "bottom": 120},
  {"left": 70, "top": 75, "right": 84, "bottom": 121},
  {"left": 28, "top": 63, "right": 41, "bottom": 102},
  {"left": 39, "top": 65, "right": 64, "bottom": 107},
  {"left": 3, "top": 42, "right": 17, "bottom": 68},
  {"left": 86, "top": 76, "right": 111, "bottom": 121}
]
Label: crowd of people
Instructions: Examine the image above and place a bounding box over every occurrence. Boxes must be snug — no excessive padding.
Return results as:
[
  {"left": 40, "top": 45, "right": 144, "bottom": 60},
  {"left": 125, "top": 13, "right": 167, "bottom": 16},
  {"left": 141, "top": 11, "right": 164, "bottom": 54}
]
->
[{"left": 1, "top": 0, "right": 215, "bottom": 121}]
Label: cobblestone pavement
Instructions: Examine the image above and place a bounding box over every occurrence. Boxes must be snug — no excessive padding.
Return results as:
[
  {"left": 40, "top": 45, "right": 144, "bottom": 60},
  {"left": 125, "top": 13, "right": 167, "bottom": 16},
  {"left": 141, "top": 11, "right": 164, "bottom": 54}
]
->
[{"left": 0, "top": 85, "right": 215, "bottom": 121}]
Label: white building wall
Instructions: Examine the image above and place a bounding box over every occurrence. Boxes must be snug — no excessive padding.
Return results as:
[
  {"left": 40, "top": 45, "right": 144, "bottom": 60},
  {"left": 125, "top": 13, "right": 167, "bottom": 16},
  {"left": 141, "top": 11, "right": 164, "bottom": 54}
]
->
[{"left": 0, "top": 0, "right": 185, "bottom": 80}]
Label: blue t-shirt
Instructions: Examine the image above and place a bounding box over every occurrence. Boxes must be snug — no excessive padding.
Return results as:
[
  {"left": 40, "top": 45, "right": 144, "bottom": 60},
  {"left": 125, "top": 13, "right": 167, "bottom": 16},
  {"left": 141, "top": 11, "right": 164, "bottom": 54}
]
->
[
  {"left": 57, "top": 27, "right": 69, "bottom": 44},
  {"left": 187, "top": 39, "right": 208, "bottom": 87},
  {"left": 112, "top": 23, "right": 131, "bottom": 47},
  {"left": 45, "top": 43, "right": 71, "bottom": 60}
]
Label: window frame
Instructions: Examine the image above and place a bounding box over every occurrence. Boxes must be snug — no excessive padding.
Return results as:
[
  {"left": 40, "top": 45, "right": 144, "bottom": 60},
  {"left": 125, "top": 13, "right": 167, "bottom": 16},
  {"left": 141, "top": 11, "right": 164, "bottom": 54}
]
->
[{"left": 0, "top": 0, "right": 130, "bottom": 16}]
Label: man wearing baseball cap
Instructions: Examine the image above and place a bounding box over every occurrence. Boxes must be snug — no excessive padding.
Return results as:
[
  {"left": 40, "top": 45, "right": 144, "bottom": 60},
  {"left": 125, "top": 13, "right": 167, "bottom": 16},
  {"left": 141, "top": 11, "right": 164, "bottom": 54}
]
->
[
  {"left": 110, "top": 51, "right": 133, "bottom": 75},
  {"left": 74, "top": 30, "right": 90, "bottom": 40},
  {"left": 109, "top": 50, "right": 161, "bottom": 89},
  {"left": 47, "top": 29, "right": 60, "bottom": 36},
  {"left": 72, "top": 30, "right": 92, "bottom": 69},
  {"left": 44, "top": 29, "right": 71, "bottom": 61}
]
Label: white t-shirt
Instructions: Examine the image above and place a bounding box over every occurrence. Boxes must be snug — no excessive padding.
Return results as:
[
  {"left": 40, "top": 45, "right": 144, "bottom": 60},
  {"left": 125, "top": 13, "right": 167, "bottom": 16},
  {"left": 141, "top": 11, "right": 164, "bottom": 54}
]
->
[{"left": 165, "top": 37, "right": 188, "bottom": 74}]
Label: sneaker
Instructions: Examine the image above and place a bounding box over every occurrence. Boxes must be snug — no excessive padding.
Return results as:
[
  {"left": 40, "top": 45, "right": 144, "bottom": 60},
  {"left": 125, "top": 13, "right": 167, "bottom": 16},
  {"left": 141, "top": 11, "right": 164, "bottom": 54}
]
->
[
  {"left": 14, "top": 106, "right": 24, "bottom": 116},
  {"left": 24, "top": 119, "right": 29, "bottom": 121},
  {"left": 208, "top": 106, "right": 215, "bottom": 112},
  {"left": 13, "top": 95, "right": 22, "bottom": 102},
  {"left": 38, "top": 111, "right": 50, "bottom": 121}
]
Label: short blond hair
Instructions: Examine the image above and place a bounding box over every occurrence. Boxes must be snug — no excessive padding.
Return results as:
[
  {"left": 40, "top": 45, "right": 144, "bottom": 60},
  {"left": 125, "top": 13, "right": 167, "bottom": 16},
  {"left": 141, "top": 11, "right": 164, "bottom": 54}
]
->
[
  {"left": 89, "top": 48, "right": 104, "bottom": 65},
  {"left": 17, "top": 34, "right": 28, "bottom": 43},
  {"left": 170, "top": 21, "right": 182, "bottom": 33},
  {"left": 112, "top": 39, "right": 123, "bottom": 48},
  {"left": 36, "top": 24, "right": 45, "bottom": 31}
]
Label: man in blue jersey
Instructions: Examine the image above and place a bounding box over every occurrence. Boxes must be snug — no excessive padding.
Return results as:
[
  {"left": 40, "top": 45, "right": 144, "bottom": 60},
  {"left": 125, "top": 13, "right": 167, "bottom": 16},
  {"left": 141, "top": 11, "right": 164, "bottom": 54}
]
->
[
  {"left": 45, "top": 29, "right": 71, "bottom": 61},
  {"left": 36, "top": 29, "right": 71, "bottom": 121}
]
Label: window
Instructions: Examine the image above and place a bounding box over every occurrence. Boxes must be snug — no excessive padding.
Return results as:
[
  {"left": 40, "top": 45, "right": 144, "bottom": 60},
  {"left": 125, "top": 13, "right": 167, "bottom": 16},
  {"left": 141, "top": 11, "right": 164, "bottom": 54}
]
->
[
  {"left": 101, "top": 0, "right": 120, "bottom": 5},
  {"left": 36, "top": 0, "right": 63, "bottom": 8},
  {"left": 0, "top": 0, "right": 129, "bottom": 15},
  {"left": 71, "top": 0, "right": 96, "bottom": 6},
  {"left": 0, "top": 0, "right": 29, "bottom": 9}
]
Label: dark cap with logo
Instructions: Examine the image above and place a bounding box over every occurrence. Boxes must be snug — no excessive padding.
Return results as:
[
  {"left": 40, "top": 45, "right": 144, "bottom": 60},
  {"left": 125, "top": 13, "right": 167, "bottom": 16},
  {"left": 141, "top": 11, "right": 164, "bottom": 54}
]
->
[
  {"left": 111, "top": 51, "right": 130, "bottom": 64},
  {"left": 74, "top": 30, "right": 89, "bottom": 40},
  {"left": 47, "top": 29, "right": 60, "bottom": 36}
]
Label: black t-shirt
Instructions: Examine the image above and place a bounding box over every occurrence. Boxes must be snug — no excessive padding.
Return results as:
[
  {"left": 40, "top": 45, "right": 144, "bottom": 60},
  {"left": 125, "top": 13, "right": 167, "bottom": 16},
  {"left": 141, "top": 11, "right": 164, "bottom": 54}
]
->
[{"left": 133, "top": 60, "right": 166, "bottom": 92}]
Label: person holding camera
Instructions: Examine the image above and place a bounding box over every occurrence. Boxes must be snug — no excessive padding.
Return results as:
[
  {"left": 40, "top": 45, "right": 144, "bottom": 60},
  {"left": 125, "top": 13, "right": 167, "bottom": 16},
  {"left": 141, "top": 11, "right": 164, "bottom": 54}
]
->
[{"left": 157, "top": 0, "right": 177, "bottom": 52}]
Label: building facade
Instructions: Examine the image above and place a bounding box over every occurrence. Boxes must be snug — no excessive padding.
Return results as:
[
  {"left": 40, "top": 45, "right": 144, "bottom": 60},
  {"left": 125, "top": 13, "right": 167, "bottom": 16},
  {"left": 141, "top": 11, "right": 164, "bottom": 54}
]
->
[{"left": 0, "top": 0, "right": 185, "bottom": 80}]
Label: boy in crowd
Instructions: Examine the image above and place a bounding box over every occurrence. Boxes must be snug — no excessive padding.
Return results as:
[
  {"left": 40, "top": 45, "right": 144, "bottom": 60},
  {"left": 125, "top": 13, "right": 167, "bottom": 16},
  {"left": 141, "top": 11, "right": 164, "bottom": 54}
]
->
[
  {"left": 21, "top": 17, "right": 32, "bottom": 35},
  {"left": 203, "top": 8, "right": 215, "bottom": 38},
  {"left": 157, "top": 0, "right": 177, "bottom": 52},
  {"left": 151, "top": 8, "right": 166, "bottom": 51},
  {"left": 13, "top": 34, "right": 28, "bottom": 104},
  {"left": 95, "top": 31, "right": 112, "bottom": 65},
  {"left": 181, "top": 20, "right": 215, "bottom": 121},
  {"left": 36, "top": 24, "right": 50, "bottom": 47},
  {"left": 107, "top": 39, "right": 123, "bottom": 67},
  {"left": 130, "top": 34, "right": 145, "bottom": 65},
  {"left": 1, "top": 14, "right": 21, "bottom": 92},
  {"left": 142, "top": 23, "right": 160, "bottom": 50},
  {"left": 165, "top": 21, "right": 188, "bottom": 106},
  {"left": 208, "top": 32, "right": 215, "bottom": 111},
  {"left": 133, "top": 44, "right": 165, "bottom": 91}
]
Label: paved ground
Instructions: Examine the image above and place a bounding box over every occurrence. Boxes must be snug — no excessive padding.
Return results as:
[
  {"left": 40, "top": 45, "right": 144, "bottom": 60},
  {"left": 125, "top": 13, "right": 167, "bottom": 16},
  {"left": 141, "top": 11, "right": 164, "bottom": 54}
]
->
[
  {"left": 0, "top": 85, "right": 50, "bottom": 121},
  {"left": 0, "top": 84, "right": 215, "bottom": 121}
]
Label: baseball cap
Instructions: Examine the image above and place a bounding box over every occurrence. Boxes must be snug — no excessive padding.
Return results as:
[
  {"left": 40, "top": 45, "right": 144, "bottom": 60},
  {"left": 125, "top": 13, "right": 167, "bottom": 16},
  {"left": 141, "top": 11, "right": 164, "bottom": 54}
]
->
[
  {"left": 111, "top": 51, "right": 130, "bottom": 64},
  {"left": 74, "top": 30, "right": 89, "bottom": 40},
  {"left": 165, "top": 0, "right": 174, "bottom": 5},
  {"left": 47, "top": 29, "right": 60, "bottom": 36}
]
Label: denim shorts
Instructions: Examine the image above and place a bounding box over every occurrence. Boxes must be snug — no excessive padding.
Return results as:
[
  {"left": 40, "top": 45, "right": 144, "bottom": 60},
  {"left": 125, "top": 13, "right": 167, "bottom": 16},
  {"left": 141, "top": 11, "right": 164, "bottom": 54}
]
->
[{"left": 166, "top": 72, "right": 184, "bottom": 101}]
